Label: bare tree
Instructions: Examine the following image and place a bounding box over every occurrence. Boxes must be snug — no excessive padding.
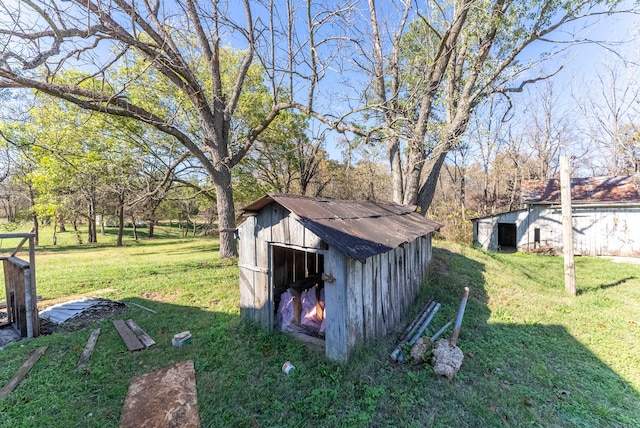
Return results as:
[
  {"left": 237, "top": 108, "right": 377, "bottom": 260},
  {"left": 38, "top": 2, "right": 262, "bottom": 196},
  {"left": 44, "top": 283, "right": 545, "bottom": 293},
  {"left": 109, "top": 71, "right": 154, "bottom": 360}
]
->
[
  {"left": 578, "top": 59, "right": 640, "bottom": 175},
  {"left": 356, "top": 0, "right": 637, "bottom": 213},
  {"left": 0, "top": 0, "right": 355, "bottom": 257}
]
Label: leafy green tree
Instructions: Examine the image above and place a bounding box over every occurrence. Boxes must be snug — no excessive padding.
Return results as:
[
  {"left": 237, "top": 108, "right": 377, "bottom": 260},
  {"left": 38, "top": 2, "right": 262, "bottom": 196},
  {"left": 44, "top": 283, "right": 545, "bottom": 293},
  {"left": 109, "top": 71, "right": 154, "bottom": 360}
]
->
[{"left": 0, "top": 1, "right": 349, "bottom": 257}]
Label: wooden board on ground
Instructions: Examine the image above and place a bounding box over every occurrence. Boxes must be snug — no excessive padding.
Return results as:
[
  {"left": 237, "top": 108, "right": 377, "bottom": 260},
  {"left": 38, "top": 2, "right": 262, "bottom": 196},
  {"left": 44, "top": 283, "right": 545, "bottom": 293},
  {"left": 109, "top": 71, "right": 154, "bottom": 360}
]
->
[
  {"left": 113, "top": 320, "right": 144, "bottom": 351},
  {"left": 125, "top": 320, "right": 156, "bottom": 348},
  {"left": 119, "top": 360, "right": 200, "bottom": 428},
  {"left": 76, "top": 328, "right": 101, "bottom": 370},
  {"left": 0, "top": 346, "right": 47, "bottom": 399}
]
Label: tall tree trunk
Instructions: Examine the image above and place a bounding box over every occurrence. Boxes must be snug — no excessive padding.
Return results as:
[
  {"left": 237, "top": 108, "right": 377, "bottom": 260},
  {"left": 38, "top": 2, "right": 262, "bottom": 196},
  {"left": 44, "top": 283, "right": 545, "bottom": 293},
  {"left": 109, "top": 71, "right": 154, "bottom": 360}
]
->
[
  {"left": 214, "top": 169, "right": 238, "bottom": 258},
  {"left": 87, "top": 188, "right": 97, "bottom": 243},
  {"left": 73, "top": 217, "right": 83, "bottom": 244},
  {"left": 388, "top": 136, "right": 404, "bottom": 204},
  {"left": 403, "top": 139, "right": 425, "bottom": 205},
  {"left": 116, "top": 194, "right": 124, "bottom": 247},
  {"left": 132, "top": 217, "right": 138, "bottom": 241},
  {"left": 416, "top": 150, "right": 449, "bottom": 214}
]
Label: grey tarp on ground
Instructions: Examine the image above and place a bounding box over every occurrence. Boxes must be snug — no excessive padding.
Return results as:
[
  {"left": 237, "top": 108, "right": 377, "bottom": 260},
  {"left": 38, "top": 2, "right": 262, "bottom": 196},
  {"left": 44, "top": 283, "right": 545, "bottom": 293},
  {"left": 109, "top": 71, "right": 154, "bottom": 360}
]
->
[{"left": 39, "top": 298, "right": 103, "bottom": 324}]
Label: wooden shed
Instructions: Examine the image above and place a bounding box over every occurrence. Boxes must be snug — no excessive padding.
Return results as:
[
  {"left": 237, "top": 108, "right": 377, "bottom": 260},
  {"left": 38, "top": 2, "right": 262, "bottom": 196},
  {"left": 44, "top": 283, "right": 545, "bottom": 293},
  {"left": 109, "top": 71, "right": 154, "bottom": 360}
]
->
[
  {"left": 472, "top": 175, "right": 640, "bottom": 256},
  {"left": 237, "top": 193, "right": 441, "bottom": 361}
]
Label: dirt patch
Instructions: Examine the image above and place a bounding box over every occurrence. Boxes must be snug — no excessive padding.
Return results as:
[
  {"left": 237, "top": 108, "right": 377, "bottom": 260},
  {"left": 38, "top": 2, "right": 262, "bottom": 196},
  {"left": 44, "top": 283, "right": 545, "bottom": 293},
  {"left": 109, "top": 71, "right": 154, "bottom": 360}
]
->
[
  {"left": 140, "top": 291, "right": 180, "bottom": 303},
  {"left": 40, "top": 298, "right": 129, "bottom": 335}
]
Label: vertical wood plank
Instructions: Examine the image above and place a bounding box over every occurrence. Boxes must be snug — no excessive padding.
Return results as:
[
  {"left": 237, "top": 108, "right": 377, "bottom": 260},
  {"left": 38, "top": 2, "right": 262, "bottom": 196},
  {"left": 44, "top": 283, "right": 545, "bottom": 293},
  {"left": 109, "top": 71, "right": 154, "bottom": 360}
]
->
[
  {"left": 346, "top": 258, "right": 363, "bottom": 350},
  {"left": 255, "top": 209, "right": 272, "bottom": 328},
  {"left": 304, "top": 228, "right": 322, "bottom": 249},
  {"left": 271, "top": 206, "right": 285, "bottom": 243},
  {"left": 361, "top": 258, "right": 374, "bottom": 342},
  {"left": 290, "top": 218, "right": 306, "bottom": 247},
  {"left": 373, "top": 254, "right": 384, "bottom": 336},
  {"left": 239, "top": 267, "right": 254, "bottom": 320},
  {"left": 380, "top": 251, "right": 392, "bottom": 333},
  {"left": 324, "top": 249, "right": 348, "bottom": 361}
]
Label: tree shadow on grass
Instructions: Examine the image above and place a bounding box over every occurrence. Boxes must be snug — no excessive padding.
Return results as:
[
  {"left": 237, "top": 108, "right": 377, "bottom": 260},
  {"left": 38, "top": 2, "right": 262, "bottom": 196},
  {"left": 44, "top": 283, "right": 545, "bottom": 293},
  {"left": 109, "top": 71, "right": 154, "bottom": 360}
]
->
[
  {"left": 577, "top": 276, "right": 637, "bottom": 295},
  {"left": 400, "top": 247, "right": 640, "bottom": 427},
  {"left": 1, "top": 249, "right": 638, "bottom": 428}
]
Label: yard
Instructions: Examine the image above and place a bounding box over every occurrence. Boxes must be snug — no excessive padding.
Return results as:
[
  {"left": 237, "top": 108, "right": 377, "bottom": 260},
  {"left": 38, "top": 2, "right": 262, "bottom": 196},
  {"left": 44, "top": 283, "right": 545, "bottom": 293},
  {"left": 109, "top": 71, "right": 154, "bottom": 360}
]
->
[{"left": 1, "top": 226, "right": 639, "bottom": 427}]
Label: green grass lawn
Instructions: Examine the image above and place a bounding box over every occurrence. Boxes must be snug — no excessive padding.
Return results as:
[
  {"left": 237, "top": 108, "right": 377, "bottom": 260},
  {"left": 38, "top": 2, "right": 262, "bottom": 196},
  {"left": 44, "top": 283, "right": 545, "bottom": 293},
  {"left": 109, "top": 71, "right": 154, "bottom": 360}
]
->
[{"left": 0, "top": 228, "right": 639, "bottom": 427}]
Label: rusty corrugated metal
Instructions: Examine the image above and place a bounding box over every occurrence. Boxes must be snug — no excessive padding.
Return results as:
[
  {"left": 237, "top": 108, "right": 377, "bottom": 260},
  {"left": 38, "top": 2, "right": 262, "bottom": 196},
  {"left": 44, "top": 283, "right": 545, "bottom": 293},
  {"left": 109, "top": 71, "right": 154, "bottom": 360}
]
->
[
  {"left": 521, "top": 175, "right": 640, "bottom": 204},
  {"left": 240, "top": 193, "right": 442, "bottom": 263}
]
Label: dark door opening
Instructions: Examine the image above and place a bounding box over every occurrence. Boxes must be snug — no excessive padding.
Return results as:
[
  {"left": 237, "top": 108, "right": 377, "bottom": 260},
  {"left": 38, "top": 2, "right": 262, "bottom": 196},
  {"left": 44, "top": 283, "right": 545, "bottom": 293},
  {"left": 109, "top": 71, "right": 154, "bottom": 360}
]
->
[
  {"left": 497, "top": 223, "right": 517, "bottom": 251},
  {"left": 271, "top": 246, "right": 325, "bottom": 338}
]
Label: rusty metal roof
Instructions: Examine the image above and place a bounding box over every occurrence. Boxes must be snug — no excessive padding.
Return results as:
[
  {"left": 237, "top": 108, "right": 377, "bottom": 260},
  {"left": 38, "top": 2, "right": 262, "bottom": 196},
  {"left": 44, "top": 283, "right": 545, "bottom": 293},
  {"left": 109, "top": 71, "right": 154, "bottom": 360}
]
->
[
  {"left": 521, "top": 175, "right": 640, "bottom": 205},
  {"left": 240, "top": 193, "right": 442, "bottom": 263}
]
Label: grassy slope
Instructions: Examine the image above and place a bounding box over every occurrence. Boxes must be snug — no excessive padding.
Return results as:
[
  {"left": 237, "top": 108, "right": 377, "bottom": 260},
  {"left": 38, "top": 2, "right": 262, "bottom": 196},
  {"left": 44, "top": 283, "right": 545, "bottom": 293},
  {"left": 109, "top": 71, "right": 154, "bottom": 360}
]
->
[{"left": 0, "top": 229, "right": 638, "bottom": 427}]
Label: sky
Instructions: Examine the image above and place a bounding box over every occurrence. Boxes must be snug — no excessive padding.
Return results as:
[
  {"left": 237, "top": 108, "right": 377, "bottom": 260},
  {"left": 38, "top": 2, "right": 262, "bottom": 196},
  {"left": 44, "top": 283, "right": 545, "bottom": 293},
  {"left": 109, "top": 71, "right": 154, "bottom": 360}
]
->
[{"left": 2, "top": 0, "right": 639, "bottom": 171}]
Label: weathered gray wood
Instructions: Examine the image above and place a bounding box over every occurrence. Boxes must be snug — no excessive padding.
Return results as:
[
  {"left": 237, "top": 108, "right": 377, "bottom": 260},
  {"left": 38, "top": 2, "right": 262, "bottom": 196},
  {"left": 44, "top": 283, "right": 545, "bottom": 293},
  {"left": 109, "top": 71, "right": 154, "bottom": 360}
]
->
[
  {"left": 254, "top": 209, "right": 273, "bottom": 329},
  {"left": 76, "top": 328, "right": 101, "bottom": 370},
  {"left": 324, "top": 248, "right": 348, "bottom": 361},
  {"left": 3, "top": 257, "right": 38, "bottom": 338},
  {"left": 380, "top": 251, "right": 392, "bottom": 333},
  {"left": 238, "top": 215, "right": 257, "bottom": 267},
  {"left": 125, "top": 320, "right": 156, "bottom": 348},
  {"left": 560, "top": 156, "right": 576, "bottom": 296},
  {"left": 287, "top": 331, "right": 325, "bottom": 352},
  {"left": 239, "top": 267, "right": 255, "bottom": 320},
  {"left": 113, "top": 320, "right": 145, "bottom": 351},
  {"left": 0, "top": 346, "right": 47, "bottom": 399},
  {"left": 373, "top": 253, "right": 384, "bottom": 336},
  {"left": 289, "top": 217, "right": 306, "bottom": 248},
  {"left": 271, "top": 206, "right": 286, "bottom": 243},
  {"left": 346, "top": 258, "right": 363, "bottom": 350},
  {"left": 361, "top": 257, "right": 374, "bottom": 341}
]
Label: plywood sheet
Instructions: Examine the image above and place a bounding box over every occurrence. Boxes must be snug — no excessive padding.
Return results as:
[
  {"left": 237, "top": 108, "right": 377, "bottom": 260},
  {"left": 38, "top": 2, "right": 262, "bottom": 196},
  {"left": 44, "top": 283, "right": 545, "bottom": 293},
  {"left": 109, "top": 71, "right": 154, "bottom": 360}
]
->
[{"left": 119, "top": 360, "right": 200, "bottom": 428}]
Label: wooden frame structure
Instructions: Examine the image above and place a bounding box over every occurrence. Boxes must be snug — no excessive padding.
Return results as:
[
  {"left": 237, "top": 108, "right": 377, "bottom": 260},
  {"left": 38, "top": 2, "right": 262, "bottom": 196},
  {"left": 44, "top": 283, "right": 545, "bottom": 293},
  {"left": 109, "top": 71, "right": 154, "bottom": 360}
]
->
[{"left": 1, "top": 232, "right": 38, "bottom": 338}]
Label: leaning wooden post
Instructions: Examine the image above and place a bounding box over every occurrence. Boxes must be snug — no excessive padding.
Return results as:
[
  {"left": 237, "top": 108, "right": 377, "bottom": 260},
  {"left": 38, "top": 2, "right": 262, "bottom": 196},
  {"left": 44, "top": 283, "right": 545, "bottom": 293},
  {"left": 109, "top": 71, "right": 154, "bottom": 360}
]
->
[{"left": 560, "top": 156, "right": 576, "bottom": 296}]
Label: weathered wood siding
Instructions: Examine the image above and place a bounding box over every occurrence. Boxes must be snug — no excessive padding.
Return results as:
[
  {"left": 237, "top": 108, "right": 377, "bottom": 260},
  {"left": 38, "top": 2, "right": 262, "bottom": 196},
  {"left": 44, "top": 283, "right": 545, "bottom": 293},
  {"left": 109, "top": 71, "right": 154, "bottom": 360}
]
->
[
  {"left": 324, "top": 235, "right": 432, "bottom": 361},
  {"left": 238, "top": 203, "right": 323, "bottom": 329},
  {"left": 473, "top": 205, "right": 640, "bottom": 257},
  {"left": 3, "top": 257, "right": 39, "bottom": 337},
  {"left": 239, "top": 201, "right": 435, "bottom": 361},
  {"left": 528, "top": 205, "right": 640, "bottom": 256}
]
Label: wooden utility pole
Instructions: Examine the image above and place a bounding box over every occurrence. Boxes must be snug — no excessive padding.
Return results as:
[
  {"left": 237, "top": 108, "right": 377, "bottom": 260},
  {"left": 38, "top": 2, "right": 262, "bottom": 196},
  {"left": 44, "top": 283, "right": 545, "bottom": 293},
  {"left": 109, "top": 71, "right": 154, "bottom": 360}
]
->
[{"left": 560, "top": 156, "right": 576, "bottom": 296}]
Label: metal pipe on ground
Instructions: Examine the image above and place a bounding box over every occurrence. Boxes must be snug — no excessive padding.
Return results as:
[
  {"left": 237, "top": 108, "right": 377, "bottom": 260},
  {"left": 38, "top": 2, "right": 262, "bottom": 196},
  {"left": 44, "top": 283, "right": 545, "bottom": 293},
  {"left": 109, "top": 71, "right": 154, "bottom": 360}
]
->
[
  {"left": 408, "top": 302, "right": 441, "bottom": 346},
  {"left": 396, "top": 299, "right": 433, "bottom": 344},
  {"left": 450, "top": 287, "right": 470, "bottom": 347},
  {"left": 430, "top": 317, "right": 455, "bottom": 342},
  {"left": 390, "top": 300, "right": 436, "bottom": 361}
]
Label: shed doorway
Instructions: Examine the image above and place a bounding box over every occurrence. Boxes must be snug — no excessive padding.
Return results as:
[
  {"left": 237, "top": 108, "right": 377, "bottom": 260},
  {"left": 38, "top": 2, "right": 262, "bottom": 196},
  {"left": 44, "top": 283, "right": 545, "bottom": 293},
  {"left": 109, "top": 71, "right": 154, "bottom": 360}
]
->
[
  {"left": 271, "top": 245, "right": 326, "bottom": 342},
  {"left": 498, "top": 223, "right": 517, "bottom": 251}
]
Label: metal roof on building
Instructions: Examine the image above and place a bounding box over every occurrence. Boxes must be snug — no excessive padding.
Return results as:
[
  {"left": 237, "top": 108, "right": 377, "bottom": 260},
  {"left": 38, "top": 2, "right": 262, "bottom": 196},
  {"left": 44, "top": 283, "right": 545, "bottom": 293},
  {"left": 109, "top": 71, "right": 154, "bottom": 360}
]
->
[
  {"left": 521, "top": 175, "right": 640, "bottom": 205},
  {"left": 240, "top": 193, "right": 442, "bottom": 263}
]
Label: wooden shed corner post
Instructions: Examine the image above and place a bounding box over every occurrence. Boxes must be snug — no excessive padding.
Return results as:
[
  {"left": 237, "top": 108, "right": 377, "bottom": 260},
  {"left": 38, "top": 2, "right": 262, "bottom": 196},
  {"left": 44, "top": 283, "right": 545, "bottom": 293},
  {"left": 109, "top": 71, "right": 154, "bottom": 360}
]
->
[
  {"left": 323, "top": 250, "right": 349, "bottom": 362},
  {"left": 560, "top": 156, "right": 576, "bottom": 296}
]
